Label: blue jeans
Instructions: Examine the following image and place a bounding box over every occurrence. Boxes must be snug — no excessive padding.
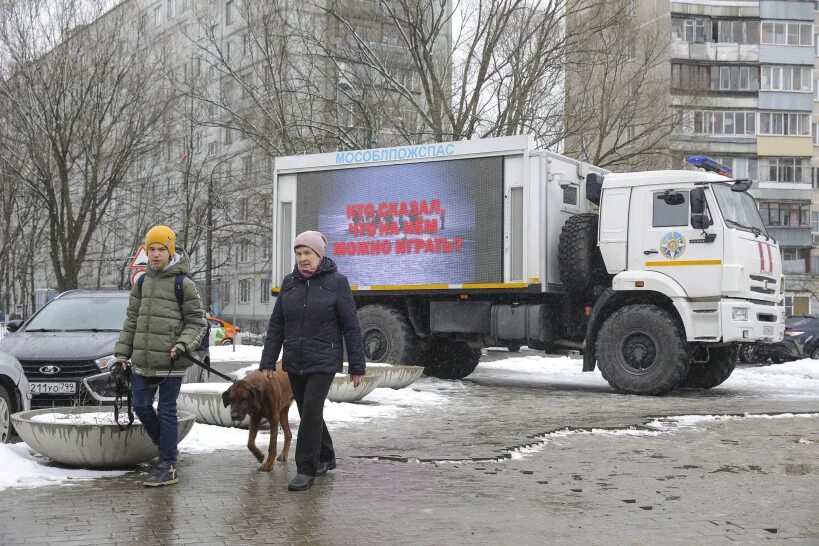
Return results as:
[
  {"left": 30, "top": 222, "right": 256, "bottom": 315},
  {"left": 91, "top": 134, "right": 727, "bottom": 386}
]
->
[{"left": 131, "top": 374, "right": 183, "bottom": 464}]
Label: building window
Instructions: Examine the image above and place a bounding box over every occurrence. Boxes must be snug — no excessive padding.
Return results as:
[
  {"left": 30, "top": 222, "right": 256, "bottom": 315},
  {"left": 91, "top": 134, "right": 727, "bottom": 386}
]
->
[
  {"left": 679, "top": 18, "right": 709, "bottom": 42},
  {"left": 761, "top": 66, "right": 812, "bottom": 92},
  {"left": 715, "top": 20, "right": 759, "bottom": 44},
  {"left": 677, "top": 110, "right": 755, "bottom": 136},
  {"left": 260, "top": 278, "right": 270, "bottom": 303},
  {"left": 710, "top": 65, "right": 758, "bottom": 91},
  {"left": 239, "top": 240, "right": 250, "bottom": 262},
  {"left": 167, "top": 0, "right": 175, "bottom": 19},
  {"left": 243, "top": 33, "right": 251, "bottom": 56},
  {"left": 224, "top": 126, "right": 232, "bottom": 145},
  {"left": 239, "top": 278, "right": 251, "bottom": 304},
  {"left": 758, "top": 158, "right": 810, "bottom": 183},
  {"left": 261, "top": 236, "right": 271, "bottom": 260},
  {"left": 759, "top": 112, "right": 811, "bottom": 136},
  {"left": 626, "top": 0, "right": 636, "bottom": 16},
  {"left": 153, "top": 5, "right": 161, "bottom": 25},
  {"left": 226, "top": 41, "right": 233, "bottom": 62},
  {"left": 222, "top": 280, "right": 230, "bottom": 305},
  {"left": 813, "top": 167, "right": 819, "bottom": 189},
  {"left": 760, "top": 22, "right": 812, "bottom": 46},
  {"left": 226, "top": 1, "right": 236, "bottom": 25},
  {"left": 759, "top": 202, "right": 810, "bottom": 227},
  {"left": 811, "top": 211, "right": 819, "bottom": 233},
  {"left": 671, "top": 63, "right": 712, "bottom": 90},
  {"left": 814, "top": 123, "right": 819, "bottom": 146}
]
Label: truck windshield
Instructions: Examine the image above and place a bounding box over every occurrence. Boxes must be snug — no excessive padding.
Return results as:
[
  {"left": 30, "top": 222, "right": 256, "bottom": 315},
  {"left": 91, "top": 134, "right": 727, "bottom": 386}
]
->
[{"left": 712, "top": 183, "right": 768, "bottom": 237}]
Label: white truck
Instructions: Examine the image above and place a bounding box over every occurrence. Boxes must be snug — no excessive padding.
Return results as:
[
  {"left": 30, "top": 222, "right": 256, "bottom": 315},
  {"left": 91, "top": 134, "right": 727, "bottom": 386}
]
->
[{"left": 271, "top": 135, "right": 784, "bottom": 395}]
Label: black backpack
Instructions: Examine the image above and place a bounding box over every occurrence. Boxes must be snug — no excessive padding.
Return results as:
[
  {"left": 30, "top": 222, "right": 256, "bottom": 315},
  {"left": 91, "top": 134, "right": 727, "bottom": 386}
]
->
[{"left": 137, "top": 273, "right": 209, "bottom": 352}]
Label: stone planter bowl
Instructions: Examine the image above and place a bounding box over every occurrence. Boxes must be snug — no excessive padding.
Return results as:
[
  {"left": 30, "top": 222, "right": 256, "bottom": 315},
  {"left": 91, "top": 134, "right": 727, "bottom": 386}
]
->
[
  {"left": 327, "top": 374, "right": 380, "bottom": 403},
  {"left": 343, "top": 363, "right": 425, "bottom": 390},
  {"left": 11, "top": 406, "right": 195, "bottom": 469},
  {"left": 178, "top": 384, "right": 250, "bottom": 428}
]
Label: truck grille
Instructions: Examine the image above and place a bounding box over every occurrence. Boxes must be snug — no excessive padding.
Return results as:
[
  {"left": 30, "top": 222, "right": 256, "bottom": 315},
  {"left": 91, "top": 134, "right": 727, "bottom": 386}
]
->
[
  {"left": 19, "top": 359, "right": 101, "bottom": 380},
  {"left": 749, "top": 274, "right": 777, "bottom": 295}
]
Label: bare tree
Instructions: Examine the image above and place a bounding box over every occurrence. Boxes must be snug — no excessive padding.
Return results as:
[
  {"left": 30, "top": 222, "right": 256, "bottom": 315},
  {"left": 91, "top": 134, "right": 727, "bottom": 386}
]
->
[
  {"left": 0, "top": 0, "right": 173, "bottom": 291},
  {"left": 315, "top": 0, "right": 610, "bottom": 148},
  {"left": 564, "top": 5, "right": 680, "bottom": 170}
]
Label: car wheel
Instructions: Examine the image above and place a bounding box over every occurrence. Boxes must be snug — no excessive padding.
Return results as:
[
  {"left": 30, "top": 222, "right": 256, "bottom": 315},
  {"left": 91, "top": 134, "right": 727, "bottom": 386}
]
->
[
  {"left": 0, "top": 384, "right": 13, "bottom": 444},
  {"left": 810, "top": 347, "right": 819, "bottom": 360},
  {"left": 221, "top": 339, "right": 233, "bottom": 346},
  {"left": 506, "top": 345, "right": 522, "bottom": 353}
]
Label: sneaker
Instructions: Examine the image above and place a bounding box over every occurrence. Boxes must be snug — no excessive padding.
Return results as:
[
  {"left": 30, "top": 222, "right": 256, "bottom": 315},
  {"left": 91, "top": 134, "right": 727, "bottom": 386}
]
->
[
  {"left": 316, "top": 459, "right": 337, "bottom": 476},
  {"left": 143, "top": 462, "right": 178, "bottom": 487}
]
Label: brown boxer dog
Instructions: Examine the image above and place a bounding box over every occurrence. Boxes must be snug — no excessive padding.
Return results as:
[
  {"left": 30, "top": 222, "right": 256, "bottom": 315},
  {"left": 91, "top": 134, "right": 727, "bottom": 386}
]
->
[{"left": 222, "top": 366, "right": 294, "bottom": 471}]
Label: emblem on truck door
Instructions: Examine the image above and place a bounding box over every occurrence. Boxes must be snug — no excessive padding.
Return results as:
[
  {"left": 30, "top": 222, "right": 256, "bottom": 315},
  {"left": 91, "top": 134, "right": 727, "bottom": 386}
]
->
[{"left": 659, "top": 232, "right": 687, "bottom": 260}]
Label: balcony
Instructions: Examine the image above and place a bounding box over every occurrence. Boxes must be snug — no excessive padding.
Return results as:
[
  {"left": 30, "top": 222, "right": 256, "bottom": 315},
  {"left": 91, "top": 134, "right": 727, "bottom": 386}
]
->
[
  {"left": 671, "top": 41, "right": 758, "bottom": 62},
  {"left": 765, "top": 227, "right": 813, "bottom": 247},
  {"left": 782, "top": 259, "right": 808, "bottom": 274}
]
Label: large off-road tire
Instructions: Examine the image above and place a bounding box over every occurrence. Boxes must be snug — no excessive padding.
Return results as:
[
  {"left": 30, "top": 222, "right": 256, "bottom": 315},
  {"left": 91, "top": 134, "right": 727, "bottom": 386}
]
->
[
  {"left": 0, "top": 384, "right": 14, "bottom": 444},
  {"left": 358, "top": 304, "right": 423, "bottom": 365},
  {"left": 596, "top": 304, "right": 690, "bottom": 395},
  {"left": 423, "top": 340, "right": 481, "bottom": 380},
  {"left": 558, "top": 214, "right": 608, "bottom": 302},
  {"left": 683, "top": 345, "right": 737, "bottom": 389}
]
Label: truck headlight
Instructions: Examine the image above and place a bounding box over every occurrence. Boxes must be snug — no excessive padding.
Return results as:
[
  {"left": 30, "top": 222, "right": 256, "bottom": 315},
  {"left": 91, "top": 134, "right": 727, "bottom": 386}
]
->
[
  {"left": 94, "top": 355, "right": 118, "bottom": 370},
  {"left": 732, "top": 308, "right": 749, "bottom": 321}
]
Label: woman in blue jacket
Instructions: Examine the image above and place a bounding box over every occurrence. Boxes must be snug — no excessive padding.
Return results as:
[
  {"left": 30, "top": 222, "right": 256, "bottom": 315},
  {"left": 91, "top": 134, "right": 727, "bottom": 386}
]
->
[{"left": 259, "top": 230, "right": 366, "bottom": 491}]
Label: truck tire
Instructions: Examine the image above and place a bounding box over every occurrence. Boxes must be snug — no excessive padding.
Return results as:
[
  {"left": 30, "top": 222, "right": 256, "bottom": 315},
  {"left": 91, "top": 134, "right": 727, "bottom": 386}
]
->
[
  {"left": 738, "top": 343, "right": 760, "bottom": 364},
  {"left": 358, "top": 304, "right": 422, "bottom": 365},
  {"left": 423, "top": 340, "right": 481, "bottom": 379},
  {"left": 558, "top": 214, "right": 608, "bottom": 302},
  {"left": 682, "top": 346, "right": 736, "bottom": 389},
  {"left": 595, "top": 304, "right": 690, "bottom": 395}
]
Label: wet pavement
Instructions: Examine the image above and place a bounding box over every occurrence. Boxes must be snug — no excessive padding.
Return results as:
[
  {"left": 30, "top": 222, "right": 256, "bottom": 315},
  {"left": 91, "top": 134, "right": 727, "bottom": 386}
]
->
[{"left": 2, "top": 349, "right": 818, "bottom": 545}]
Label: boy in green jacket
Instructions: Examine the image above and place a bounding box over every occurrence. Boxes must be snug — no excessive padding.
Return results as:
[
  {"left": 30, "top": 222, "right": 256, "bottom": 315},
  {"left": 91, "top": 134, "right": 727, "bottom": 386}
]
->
[{"left": 114, "top": 225, "right": 206, "bottom": 486}]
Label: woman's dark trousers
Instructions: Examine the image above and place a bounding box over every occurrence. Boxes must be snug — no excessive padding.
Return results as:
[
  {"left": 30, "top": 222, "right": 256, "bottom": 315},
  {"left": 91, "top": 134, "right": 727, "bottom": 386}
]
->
[{"left": 289, "top": 373, "right": 335, "bottom": 477}]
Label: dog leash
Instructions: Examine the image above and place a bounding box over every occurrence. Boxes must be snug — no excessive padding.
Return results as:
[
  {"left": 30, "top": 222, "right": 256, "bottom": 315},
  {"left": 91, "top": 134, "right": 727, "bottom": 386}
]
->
[{"left": 182, "top": 348, "right": 236, "bottom": 383}]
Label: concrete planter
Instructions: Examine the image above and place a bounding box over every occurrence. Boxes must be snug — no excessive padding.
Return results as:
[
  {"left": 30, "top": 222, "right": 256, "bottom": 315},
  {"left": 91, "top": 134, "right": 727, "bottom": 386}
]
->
[
  {"left": 178, "top": 384, "right": 250, "bottom": 428},
  {"left": 343, "top": 364, "right": 425, "bottom": 390},
  {"left": 11, "top": 406, "right": 195, "bottom": 469},
  {"left": 327, "top": 374, "right": 380, "bottom": 403}
]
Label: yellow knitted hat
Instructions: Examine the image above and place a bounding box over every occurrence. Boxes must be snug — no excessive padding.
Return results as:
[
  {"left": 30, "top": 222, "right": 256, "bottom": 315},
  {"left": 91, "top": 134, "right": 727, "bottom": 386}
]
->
[{"left": 145, "top": 225, "right": 176, "bottom": 255}]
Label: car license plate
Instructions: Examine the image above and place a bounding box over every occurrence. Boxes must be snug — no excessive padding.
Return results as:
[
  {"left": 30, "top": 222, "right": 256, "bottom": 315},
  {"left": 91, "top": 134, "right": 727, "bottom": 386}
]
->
[
  {"left": 763, "top": 326, "right": 774, "bottom": 336},
  {"left": 30, "top": 382, "right": 76, "bottom": 395}
]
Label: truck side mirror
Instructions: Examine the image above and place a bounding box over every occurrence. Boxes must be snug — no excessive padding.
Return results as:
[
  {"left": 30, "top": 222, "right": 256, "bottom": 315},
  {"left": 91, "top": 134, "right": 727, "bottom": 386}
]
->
[
  {"left": 585, "top": 173, "right": 604, "bottom": 206},
  {"left": 5, "top": 319, "right": 23, "bottom": 333},
  {"left": 690, "top": 187, "right": 709, "bottom": 230}
]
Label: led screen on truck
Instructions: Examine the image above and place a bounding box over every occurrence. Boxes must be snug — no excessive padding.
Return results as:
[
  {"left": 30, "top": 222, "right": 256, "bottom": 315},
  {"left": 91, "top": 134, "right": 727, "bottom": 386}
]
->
[{"left": 296, "top": 156, "right": 504, "bottom": 286}]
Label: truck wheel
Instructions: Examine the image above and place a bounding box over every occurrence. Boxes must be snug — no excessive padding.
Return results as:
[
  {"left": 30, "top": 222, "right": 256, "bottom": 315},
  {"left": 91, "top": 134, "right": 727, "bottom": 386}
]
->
[
  {"left": 358, "top": 304, "right": 422, "bottom": 365},
  {"left": 682, "top": 345, "right": 736, "bottom": 389},
  {"left": 596, "top": 304, "right": 690, "bottom": 395},
  {"left": 506, "top": 345, "right": 522, "bottom": 353},
  {"left": 423, "top": 340, "right": 481, "bottom": 380},
  {"left": 558, "top": 213, "right": 608, "bottom": 302}
]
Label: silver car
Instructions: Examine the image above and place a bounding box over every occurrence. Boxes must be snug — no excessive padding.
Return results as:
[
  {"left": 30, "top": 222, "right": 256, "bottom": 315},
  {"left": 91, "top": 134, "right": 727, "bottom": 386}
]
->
[{"left": 0, "top": 349, "right": 31, "bottom": 443}]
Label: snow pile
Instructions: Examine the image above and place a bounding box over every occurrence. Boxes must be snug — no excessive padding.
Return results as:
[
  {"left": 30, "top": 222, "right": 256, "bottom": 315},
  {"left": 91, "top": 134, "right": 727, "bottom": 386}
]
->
[
  {"left": 30, "top": 411, "right": 140, "bottom": 425},
  {"left": 208, "top": 345, "right": 263, "bottom": 362},
  {"left": 0, "top": 444, "right": 125, "bottom": 491}
]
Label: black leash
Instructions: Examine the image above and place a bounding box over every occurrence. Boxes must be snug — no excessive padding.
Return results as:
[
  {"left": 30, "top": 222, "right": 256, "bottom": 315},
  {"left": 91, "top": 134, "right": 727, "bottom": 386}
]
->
[
  {"left": 182, "top": 349, "right": 236, "bottom": 383},
  {"left": 109, "top": 365, "right": 134, "bottom": 431}
]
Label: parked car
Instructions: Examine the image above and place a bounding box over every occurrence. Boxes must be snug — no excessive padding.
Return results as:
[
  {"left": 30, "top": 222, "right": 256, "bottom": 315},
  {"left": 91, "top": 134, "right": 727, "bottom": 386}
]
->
[
  {"left": 207, "top": 316, "right": 240, "bottom": 345},
  {"left": 0, "top": 350, "right": 31, "bottom": 443},
  {"left": 738, "top": 315, "right": 819, "bottom": 364},
  {"left": 0, "top": 290, "right": 208, "bottom": 409}
]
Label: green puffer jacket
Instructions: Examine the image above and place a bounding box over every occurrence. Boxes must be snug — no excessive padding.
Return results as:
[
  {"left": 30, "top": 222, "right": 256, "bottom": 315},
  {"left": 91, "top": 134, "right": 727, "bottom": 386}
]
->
[{"left": 114, "top": 253, "right": 207, "bottom": 377}]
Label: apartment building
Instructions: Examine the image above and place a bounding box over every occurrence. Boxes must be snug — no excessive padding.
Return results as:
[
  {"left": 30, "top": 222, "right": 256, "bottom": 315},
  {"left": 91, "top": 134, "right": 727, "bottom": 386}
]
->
[
  {"left": 570, "top": 0, "right": 819, "bottom": 315},
  {"left": 65, "top": 0, "right": 436, "bottom": 332}
]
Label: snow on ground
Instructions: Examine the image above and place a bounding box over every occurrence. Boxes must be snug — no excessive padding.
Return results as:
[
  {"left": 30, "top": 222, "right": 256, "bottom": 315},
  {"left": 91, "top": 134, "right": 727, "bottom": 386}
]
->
[
  {"left": 4, "top": 349, "right": 818, "bottom": 491},
  {"left": 473, "top": 352, "right": 819, "bottom": 398},
  {"left": 209, "top": 345, "right": 264, "bottom": 362},
  {"left": 0, "top": 443, "right": 126, "bottom": 491}
]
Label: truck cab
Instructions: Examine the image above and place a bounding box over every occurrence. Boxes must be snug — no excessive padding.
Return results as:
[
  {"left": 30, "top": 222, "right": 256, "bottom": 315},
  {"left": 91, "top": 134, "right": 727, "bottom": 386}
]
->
[{"left": 584, "top": 169, "right": 784, "bottom": 394}]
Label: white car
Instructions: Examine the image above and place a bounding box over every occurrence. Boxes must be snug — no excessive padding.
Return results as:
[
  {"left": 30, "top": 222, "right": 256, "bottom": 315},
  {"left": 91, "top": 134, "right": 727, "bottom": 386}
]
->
[{"left": 0, "top": 349, "right": 31, "bottom": 443}]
